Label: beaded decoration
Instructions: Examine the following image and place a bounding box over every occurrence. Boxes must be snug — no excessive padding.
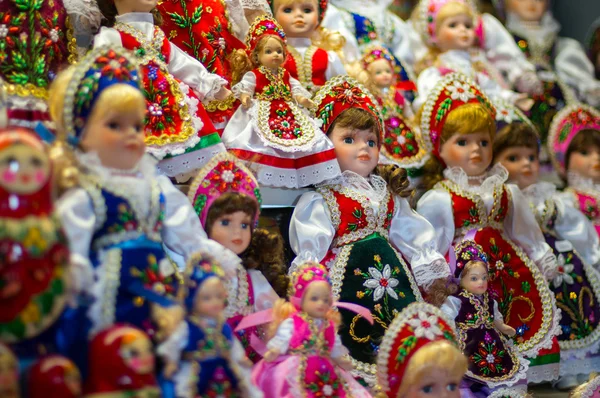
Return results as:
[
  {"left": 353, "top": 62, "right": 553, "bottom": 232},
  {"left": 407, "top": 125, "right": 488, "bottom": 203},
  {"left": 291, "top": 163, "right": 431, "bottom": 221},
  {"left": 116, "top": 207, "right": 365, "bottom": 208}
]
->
[
  {"left": 452, "top": 239, "right": 488, "bottom": 280},
  {"left": 289, "top": 262, "right": 331, "bottom": 309},
  {"left": 246, "top": 15, "right": 287, "bottom": 56}
]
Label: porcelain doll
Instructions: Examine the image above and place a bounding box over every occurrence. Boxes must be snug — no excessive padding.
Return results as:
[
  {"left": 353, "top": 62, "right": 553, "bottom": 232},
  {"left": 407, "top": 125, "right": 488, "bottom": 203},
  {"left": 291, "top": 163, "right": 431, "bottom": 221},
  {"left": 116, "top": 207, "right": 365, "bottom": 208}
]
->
[
  {"left": 376, "top": 302, "right": 467, "bottom": 398},
  {"left": 547, "top": 104, "right": 600, "bottom": 238},
  {"left": 290, "top": 75, "right": 450, "bottom": 385},
  {"left": 157, "top": 256, "right": 260, "bottom": 398},
  {"left": 84, "top": 324, "right": 160, "bottom": 397},
  {"left": 415, "top": 73, "right": 561, "bottom": 380},
  {"left": 223, "top": 15, "right": 340, "bottom": 189},
  {"left": 441, "top": 236, "right": 529, "bottom": 395},
  {"left": 0, "top": 0, "right": 77, "bottom": 131},
  {"left": 503, "top": 0, "right": 600, "bottom": 109},
  {"left": 251, "top": 263, "right": 372, "bottom": 398},
  {"left": 588, "top": 18, "right": 600, "bottom": 81},
  {"left": 571, "top": 375, "right": 600, "bottom": 398},
  {"left": 0, "top": 344, "right": 19, "bottom": 398},
  {"left": 494, "top": 115, "right": 600, "bottom": 389},
  {"left": 28, "top": 355, "right": 82, "bottom": 398},
  {"left": 93, "top": 0, "right": 233, "bottom": 182},
  {"left": 188, "top": 151, "right": 288, "bottom": 362},
  {"left": 48, "top": 46, "right": 238, "bottom": 339}
]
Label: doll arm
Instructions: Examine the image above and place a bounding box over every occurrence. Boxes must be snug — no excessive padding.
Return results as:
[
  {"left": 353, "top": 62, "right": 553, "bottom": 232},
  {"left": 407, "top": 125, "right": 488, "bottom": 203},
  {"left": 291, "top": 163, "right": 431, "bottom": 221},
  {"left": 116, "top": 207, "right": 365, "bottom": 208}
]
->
[
  {"left": 389, "top": 196, "right": 451, "bottom": 289},
  {"left": 555, "top": 37, "right": 600, "bottom": 107},
  {"left": 413, "top": 67, "right": 442, "bottom": 112},
  {"left": 325, "top": 51, "right": 348, "bottom": 80},
  {"left": 232, "top": 72, "right": 256, "bottom": 107},
  {"left": 248, "top": 269, "right": 279, "bottom": 311},
  {"left": 168, "top": 42, "right": 229, "bottom": 102},
  {"left": 492, "top": 299, "right": 516, "bottom": 336},
  {"left": 554, "top": 196, "right": 600, "bottom": 267},
  {"left": 92, "top": 26, "right": 123, "bottom": 48},
  {"left": 289, "top": 192, "right": 336, "bottom": 273},
  {"left": 264, "top": 318, "right": 294, "bottom": 360},
  {"left": 415, "top": 189, "right": 456, "bottom": 258},
  {"left": 290, "top": 77, "right": 314, "bottom": 107},
  {"left": 440, "top": 295, "right": 461, "bottom": 329},
  {"left": 321, "top": 5, "right": 362, "bottom": 63},
  {"left": 156, "top": 319, "right": 188, "bottom": 370}
]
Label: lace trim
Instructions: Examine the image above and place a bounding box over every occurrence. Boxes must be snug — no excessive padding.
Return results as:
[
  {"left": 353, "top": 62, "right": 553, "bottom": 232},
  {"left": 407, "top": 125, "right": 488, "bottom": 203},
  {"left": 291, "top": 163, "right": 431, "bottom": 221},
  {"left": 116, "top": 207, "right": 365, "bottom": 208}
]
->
[
  {"left": 442, "top": 163, "right": 509, "bottom": 194},
  {"left": 521, "top": 182, "right": 557, "bottom": 207},
  {"left": 239, "top": 0, "right": 271, "bottom": 12},
  {"left": 320, "top": 171, "right": 388, "bottom": 204},
  {"left": 526, "top": 361, "right": 560, "bottom": 383},
  {"left": 487, "top": 386, "right": 529, "bottom": 398},
  {"left": 157, "top": 142, "right": 226, "bottom": 180},
  {"left": 411, "top": 256, "right": 450, "bottom": 290},
  {"left": 567, "top": 171, "right": 600, "bottom": 192},
  {"left": 88, "top": 248, "right": 122, "bottom": 336},
  {"left": 247, "top": 157, "right": 341, "bottom": 189},
  {"left": 580, "top": 374, "right": 600, "bottom": 398}
]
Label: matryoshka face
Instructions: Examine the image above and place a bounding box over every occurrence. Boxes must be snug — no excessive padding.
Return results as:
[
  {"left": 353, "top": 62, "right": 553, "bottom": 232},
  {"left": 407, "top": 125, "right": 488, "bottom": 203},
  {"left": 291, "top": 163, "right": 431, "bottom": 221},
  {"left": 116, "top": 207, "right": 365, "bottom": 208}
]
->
[
  {"left": 0, "top": 143, "right": 50, "bottom": 195},
  {"left": 0, "top": 346, "right": 19, "bottom": 398},
  {"left": 119, "top": 333, "right": 155, "bottom": 375}
]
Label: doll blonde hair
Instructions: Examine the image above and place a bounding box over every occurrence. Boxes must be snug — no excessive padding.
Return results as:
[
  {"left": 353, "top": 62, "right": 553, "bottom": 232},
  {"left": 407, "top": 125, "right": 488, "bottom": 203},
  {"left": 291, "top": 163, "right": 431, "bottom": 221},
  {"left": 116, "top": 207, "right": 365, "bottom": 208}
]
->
[
  {"left": 230, "top": 35, "right": 288, "bottom": 86},
  {"left": 420, "top": 102, "right": 496, "bottom": 190}
]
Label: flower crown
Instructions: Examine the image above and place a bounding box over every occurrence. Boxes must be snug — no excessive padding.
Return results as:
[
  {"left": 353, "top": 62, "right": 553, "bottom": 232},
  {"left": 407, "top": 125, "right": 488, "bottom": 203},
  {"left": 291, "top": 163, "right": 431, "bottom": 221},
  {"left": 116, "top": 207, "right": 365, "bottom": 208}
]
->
[
  {"left": 289, "top": 262, "right": 331, "bottom": 309},
  {"left": 246, "top": 15, "right": 287, "bottom": 56},
  {"left": 452, "top": 239, "right": 488, "bottom": 280},
  {"left": 184, "top": 253, "right": 225, "bottom": 312}
]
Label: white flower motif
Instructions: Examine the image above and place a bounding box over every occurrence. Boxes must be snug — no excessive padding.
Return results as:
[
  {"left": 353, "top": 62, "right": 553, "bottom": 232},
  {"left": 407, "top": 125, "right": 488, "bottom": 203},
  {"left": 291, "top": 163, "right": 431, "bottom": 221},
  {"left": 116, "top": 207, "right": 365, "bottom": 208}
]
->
[
  {"left": 396, "top": 135, "right": 406, "bottom": 145},
  {"left": 0, "top": 25, "right": 8, "bottom": 39},
  {"left": 407, "top": 311, "right": 443, "bottom": 340},
  {"left": 497, "top": 107, "right": 518, "bottom": 123},
  {"left": 447, "top": 82, "right": 475, "bottom": 102},
  {"left": 495, "top": 260, "right": 505, "bottom": 271},
  {"left": 49, "top": 28, "right": 59, "bottom": 43},
  {"left": 552, "top": 254, "right": 574, "bottom": 288},
  {"left": 486, "top": 354, "right": 495, "bottom": 364},
  {"left": 363, "top": 264, "right": 399, "bottom": 302},
  {"left": 221, "top": 169, "right": 235, "bottom": 183},
  {"left": 218, "top": 37, "right": 226, "bottom": 49},
  {"left": 322, "top": 385, "right": 333, "bottom": 396}
]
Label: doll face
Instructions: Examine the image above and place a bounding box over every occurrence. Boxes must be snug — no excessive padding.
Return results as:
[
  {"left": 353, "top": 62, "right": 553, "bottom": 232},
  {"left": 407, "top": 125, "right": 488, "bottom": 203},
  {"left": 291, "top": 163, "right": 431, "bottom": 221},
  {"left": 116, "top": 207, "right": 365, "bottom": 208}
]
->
[
  {"left": 439, "top": 131, "right": 492, "bottom": 176},
  {"left": 114, "top": 0, "right": 158, "bottom": 14},
  {"left": 403, "top": 367, "right": 461, "bottom": 398},
  {"left": 80, "top": 103, "right": 146, "bottom": 170},
  {"left": 209, "top": 210, "right": 252, "bottom": 255},
  {"left": 460, "top": 262, "right": 488, "bottom": 296},
  {"left": 0, "top": 143, "right": 50, "bottom": 195},
  {"left": 436, "top": 13, "right": 475, "bottom": 52},
  {"left": 302, "top": 280, "right": 332, "bottom": 319},
  {"left": 0, "top": 352, "right": 18, "bottom": 398},
  {"left": 193, "top": 277, "right": 227, "bottom": 319},
  {"left": 274, "top": 0, "right": 319, "bottom": 38},
  {"left": 568, "top": 144, "right": 600, "bottom": 182},
  {"left": 506, "top": 0, "right": 547, "bottom": 22},
  {"left": 328, "top": 124, "right": 379, "bottom": 178},
  {"left": 257, "top": 37, "right": 285, "bottom": 70},
  {"left": 368, "top": 59, "right": 395, "bottom": 89},
  {"left": 495, "top": 146, "right": 539, "bottom": 189},
  {"left": 119, "top": 333, "right": 155, "bottom": 375}
]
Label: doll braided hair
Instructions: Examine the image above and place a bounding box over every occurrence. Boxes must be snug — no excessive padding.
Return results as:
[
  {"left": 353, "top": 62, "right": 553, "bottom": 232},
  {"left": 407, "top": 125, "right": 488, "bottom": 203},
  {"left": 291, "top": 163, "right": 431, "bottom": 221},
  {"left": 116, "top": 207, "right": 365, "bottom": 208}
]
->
[{"left": 96, "top": 0, "right": 163, "bottom": 27}]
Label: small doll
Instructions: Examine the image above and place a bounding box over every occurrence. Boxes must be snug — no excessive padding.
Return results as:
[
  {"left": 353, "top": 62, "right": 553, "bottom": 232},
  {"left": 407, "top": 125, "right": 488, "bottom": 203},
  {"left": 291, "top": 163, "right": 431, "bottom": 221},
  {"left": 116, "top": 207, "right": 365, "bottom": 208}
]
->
[
  {"left": 84, "top": 324, "right": 160, "bottom": 397},
  {"left": 415, "top": 73, "right": 561, "bottom": 381},
  {"left": 251, "top": 263, "right": 372, "bottom": 397},
  {"left": 376, "top": 302, "right": 467, "bottom": 398},
  {"left": 0, "top": 0, "right": 77, "bottom": 131},
  {"left": 223, "top": 15, "right": 340, "bottom": 188},
  {"left": 157, "top": 257, "right": 260, "bottom": 398},
  {"left": 0, "top": 344, "right": 19, "bottom": 398},
  {"left": 290, "top": 75, "right": 450, "bottom": 385},
  {"left": 28, "top": 355, "right": 82, "bottom": 398},
  {"left": 571, "top": 375, "right": 600, "bottom": 398},
  {"left": 267, "top": 0, "right": 346, "bottom": 94},
  {"left": 588, "top": 17, "right": 600, "bottom": 81},
  {"left": 547, "top": 104, "right": 600, "bottom": 237},
  {"left": 441, "top": 236, "right": 529, "bottom": 395},
  {"left": 494, "top": 111, "right": 600, "bottom": 390},
  {"left": 94, "top": 0, "right": 233, "bottom": 182},
  {"left": 188, "top": 151, "right": 288, "bottom": 361}
]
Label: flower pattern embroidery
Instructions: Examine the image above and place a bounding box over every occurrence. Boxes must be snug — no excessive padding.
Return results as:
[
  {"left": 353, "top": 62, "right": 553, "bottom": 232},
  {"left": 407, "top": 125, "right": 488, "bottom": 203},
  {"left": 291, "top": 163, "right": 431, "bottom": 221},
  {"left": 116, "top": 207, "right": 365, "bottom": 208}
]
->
[
  {"left": 446, "top": 81, "right": 475, "bottom": 102},
  {"left": 107, "top": 203, "right": 138, "bottom": 233},
  {"left": 363, "top": 264, "right": 400, "bottom": 302},
  {"left": 331, "top": 81, "right": 363, "bottom": 104},
  {"left": 130, "top": 254, "right": 176, "bottom": 296},
  {"left": 407, "top": 311, "right": 444, "bottom": 340},
  {"left": 552, "top": 254, "right": 575, "bottom": 288},
  {"left": 306, "top": 370, "right": 341, "bottom": 397},
  {"left": 471, "top": 340, "right": 507, "bottom": 375}
]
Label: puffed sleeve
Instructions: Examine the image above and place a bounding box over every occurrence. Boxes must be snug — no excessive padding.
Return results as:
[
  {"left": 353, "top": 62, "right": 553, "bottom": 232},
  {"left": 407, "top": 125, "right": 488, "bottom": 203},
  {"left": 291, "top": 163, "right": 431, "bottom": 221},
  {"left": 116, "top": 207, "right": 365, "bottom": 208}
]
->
[
  {"left": 413, "top": 67, "right": 442, "bottom": 111},
  {"left": 330, "top": 333, "right": 349, "bottom": 359},
  {"left": 320, "top": 5, "right": 361, "bottom": 63},
  {"left": 289, "top": 191, "right": 335, "bottom": 270},
  {"left": 325, "top": 51, "right": 347, "bottom": 80},
  {"left": 389, "top": 196, "right": 450, "bottom": 289},
  {"left": 232, "top": 72, "right": 256, "bottom": 98},
  {"left": 555, "top": 37, "right": 600, "bottom": 107},
  {"left": 92, "top": 26, "right": 123, "bottom": 48},
  {"left": 248, "top": 269, "right": 279, "bottom": 311},
  {"left": 156, "top": 320, "right": 188, "bottom": 364},
  {"left": 290, "top": 76, "right": 312, "bottom": 98},
  {"left": 400, "top": 20, "right": 430, "bottom": 69},
  {"left": 167, "top": 42, "right": 228, "bottom": 102},
  {"left": 440, "top": 295, "right": 461, "bottom": 329},
  {"left": 493, "top": 299, "right": 504, "bottom": 322},
  {"left": 266, "top": 318, "right": 294, "bottom": 353},
  {"left": 554, "top": 196, "right": 600, "bottom": 267},
  {"left": 416, "top": 189, "right": 455, "bottom": 257}
]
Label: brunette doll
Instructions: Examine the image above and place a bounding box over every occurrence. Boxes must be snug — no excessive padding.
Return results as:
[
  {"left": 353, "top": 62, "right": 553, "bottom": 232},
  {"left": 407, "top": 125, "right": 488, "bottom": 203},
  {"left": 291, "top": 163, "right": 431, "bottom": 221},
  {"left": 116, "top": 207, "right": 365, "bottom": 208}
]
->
[
  {"left": 290, "top": 75, "right": 450, "bottom": 385},
  {"left": 588, "top": 18, "right": 600, "bottom": 81}
]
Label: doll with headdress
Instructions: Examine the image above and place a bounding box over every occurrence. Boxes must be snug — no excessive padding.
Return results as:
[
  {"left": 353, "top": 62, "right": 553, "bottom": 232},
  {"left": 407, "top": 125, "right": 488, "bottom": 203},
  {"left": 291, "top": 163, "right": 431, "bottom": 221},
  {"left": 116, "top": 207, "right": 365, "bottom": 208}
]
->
[
  {"left": 28, "top": 355, "right": 82, "bottom": 398},
  {"left": 376, "top": 302, "right": 467, "bottom": 398},
  {"left": 494, "top": 101, "right": 600, "bottom": 389},
  {"left": 0, "top": 343, "right": 19, "bottom": 398},
  {"left": 93, "top": 0, "right": 233, "bottom": 182},
  {"left": 290, "top": 75, "right": 450, "bottom": 385},
  {"left": 415, "top": 73, "right": 561, "bottom": 383},
  {"left": 223, "top": 15, "right": 340, "bottom": 188},
  {"left": 187, "top": 151, "right": 288, "bottom": 362},
  {"left": 251, "top": 262, "right": 372, "bottom": 398}
]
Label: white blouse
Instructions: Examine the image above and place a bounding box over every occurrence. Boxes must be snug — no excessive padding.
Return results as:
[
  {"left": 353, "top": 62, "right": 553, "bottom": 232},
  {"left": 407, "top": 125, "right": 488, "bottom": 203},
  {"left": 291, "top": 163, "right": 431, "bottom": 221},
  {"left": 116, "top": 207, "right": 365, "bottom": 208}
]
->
[
  {"left": 285, "top": 37, "right": 347, "bottom": 81},
  {"left": 441, "top": 295, "right": 504, "bottom": 329},
  {"left": 231, "top": 70, "right": 310, "bottom": 99}
]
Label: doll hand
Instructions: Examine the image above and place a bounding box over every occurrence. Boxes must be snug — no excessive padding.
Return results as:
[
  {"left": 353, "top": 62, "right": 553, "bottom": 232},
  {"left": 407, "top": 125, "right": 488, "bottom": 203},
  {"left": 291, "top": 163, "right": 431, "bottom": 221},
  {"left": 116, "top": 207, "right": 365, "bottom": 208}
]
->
[
  {"left": 163, "top": 361, "right": 178, "bottom": 379},
  {"left": 296, "top": 96, "right": 317, "bottom": 110},
  {"left": 239, "top": 356, "right": 253, "bottom": 368},
  {"left": 264, "top": 348, "right": 281, "bottom": 362},
  {"left": 241, "top": 94, "right": 252, "bottom": 109},
  {"left": 537, "top": 251, "right": 559, "bottom": 281},
  {"left": 499, "top": 323, "right": 517, "bottom": 337},
  {"left": 215, "top": 87, "right": 233, "bottom": 101},
  {"left": 516, "top": 72, "right": 543, "bottom": 96},
  {"left": 515, "top": 94, "right": 534, "bottom": 112},
  {"left": 333, "top": 355, "right": 353, "bottom": 371}
]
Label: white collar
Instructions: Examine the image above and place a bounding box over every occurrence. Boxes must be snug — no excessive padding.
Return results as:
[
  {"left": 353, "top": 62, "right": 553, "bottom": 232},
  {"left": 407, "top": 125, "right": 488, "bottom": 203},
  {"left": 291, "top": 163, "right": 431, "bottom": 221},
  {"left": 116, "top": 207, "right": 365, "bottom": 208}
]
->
[
  {"left": 115, "top": 12, "right": 154, "bottom": 25},
  {"left": 443, "top": 163, "right": 508, "bottom": 193},
  {"left": 567, "top": 171, "right": 600, "bottom": 192}
]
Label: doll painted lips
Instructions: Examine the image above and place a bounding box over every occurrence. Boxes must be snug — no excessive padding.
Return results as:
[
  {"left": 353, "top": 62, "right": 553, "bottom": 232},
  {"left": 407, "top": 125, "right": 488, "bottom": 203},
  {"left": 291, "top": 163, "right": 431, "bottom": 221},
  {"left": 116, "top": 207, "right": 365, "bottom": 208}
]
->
[
  {"left": 358, "top": 154, "right": 371, "bottom": 161},
  {"left": 470, "top": 155, "right": 482, "bottom": 163},
  {"left": 232, "top": 238, "right": 243, "bottom": 246}
]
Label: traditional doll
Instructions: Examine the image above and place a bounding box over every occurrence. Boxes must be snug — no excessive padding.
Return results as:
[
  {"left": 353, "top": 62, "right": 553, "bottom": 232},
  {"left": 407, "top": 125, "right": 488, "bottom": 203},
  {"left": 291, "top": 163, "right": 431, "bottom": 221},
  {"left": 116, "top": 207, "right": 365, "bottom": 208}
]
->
[
  {"left": 84, "top": 324, "right": 160, "bottom": 397},
  {"left": 588, "top": 17, "right": 600, "bottom": 81},
  {"left": 547, "top": 104, "right": 600, "bottom": 237},
  {"left": 267, "top": 0, "right": 346, "bottom": 94},
  {"left": 0, "top": 344, "right": 19, "bottom": 398},
  {"left": 376, "top": 302, "right": 467, "bottom": 398},
  {"left": 188, "top": 151, "right": 288, "bottom": 361},
  {"left": 415, "top": 73, "right": 561, "bottom": 382},
  {"left": 157, "top": 256, "right": 259, "bottom": 398},
  {"left": 0, "top": 0, "right": 77, "bottom": 130},
  {"left": 503, "top": 0, "right": 600, "bottom": 109},
  {"left": 93, "top": 0, "right": 232, "bottom": 182},
  {"left": 49, "top": 46, "right": 236, "bottom": 340},
  {"left": 251, "top": 263, "right": 372, "bottom": 397},
  {"left": 571, "top": 376, "right": 600, "bottom": 398},
  {"left": 28, "top": 355, "right": 82, "bottom": 398},
  {"left": 0, "top": 128, "right": 71, "bottom": 364},
  {"left": 494, "top": 113, "right": 600, "bottom": 389},
  {"left": 441, "top": 236, "right": 528, "bottom": 395},
  {"left": 290, "top": 75, "right": 450, "bottom": 385},
  {"left": 222, "top": 15, "right": 340, "bottom": 188}
]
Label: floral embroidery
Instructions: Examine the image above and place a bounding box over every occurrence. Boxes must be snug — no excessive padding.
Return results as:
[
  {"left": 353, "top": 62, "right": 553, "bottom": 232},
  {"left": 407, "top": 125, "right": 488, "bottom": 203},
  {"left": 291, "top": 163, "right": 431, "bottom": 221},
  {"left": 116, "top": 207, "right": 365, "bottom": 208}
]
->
[
  {"left": 162, "top": 0, "right": 204, "bottom": 60},
  {"left": 471, "top": 340, "right": 507, "bottom": 376},
  {"left": 107, "top": 203, "right": 138, "bottom": 233},
  {"left": 269, "top": 105, "right": 302, "bottom": 139},
  {"left": 363, "top": 263, "right": 400, "bottom": 301},
  {"left": 204, "top": 366, "right": 238, "bottom": 397},
  {"left": 143, "top": 67, "right": 176, "bottom": 132},
  {"left": 383, "top": 117, "right": 419, "bottom": 158},
  {"left": 461, "top": 206, "right": 479, "bottom": 227},
  {"left": 407, "top": 311, "right": 444, "bottom": 340},
  {"left": 306, "top": 370, "right": 341, "bottom": 397},
  {"left": 331, "top": 81, "right": 363, "bottom": 104},
  {"left": 553, "top": 254, "right": 575, "bottom": 288},
  {"left": 130, "top": 254, "right": 176, "bottom": 296},
  {"left": 347, "top": 208, "right": 367, "bottom": 232},
  {"left": 255, "top": 67, "right": 292, "bottom": 101},
  {"left": 446, "top": 81, "right": 475, "bottom": 102}
]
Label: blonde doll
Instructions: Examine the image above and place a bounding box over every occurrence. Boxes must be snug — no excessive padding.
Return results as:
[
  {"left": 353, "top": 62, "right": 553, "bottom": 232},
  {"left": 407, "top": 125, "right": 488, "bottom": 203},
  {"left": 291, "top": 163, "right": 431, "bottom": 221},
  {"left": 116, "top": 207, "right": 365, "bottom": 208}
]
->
[
  {"left": 94, "top": 0, "right": 232, "bottom": 182},
  {"left": 415, "top": 73, "right": 561, "bottom": 384},
  {"left": 222, "top": 15, "right": 340, "bottom": 188},
  {"left": 290, "top": 75, "right": 450, "bottom": 385}
]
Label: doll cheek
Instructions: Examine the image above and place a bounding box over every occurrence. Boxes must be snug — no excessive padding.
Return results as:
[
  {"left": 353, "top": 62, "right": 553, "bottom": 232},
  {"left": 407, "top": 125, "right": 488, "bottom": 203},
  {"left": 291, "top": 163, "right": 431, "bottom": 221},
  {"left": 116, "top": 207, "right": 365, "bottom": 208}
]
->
[
  {"left": 2, "top": 170, "right": 17, "bottom": 183},
  {"left": 34, "top": 170, "right": 47, "bottom": 183}
]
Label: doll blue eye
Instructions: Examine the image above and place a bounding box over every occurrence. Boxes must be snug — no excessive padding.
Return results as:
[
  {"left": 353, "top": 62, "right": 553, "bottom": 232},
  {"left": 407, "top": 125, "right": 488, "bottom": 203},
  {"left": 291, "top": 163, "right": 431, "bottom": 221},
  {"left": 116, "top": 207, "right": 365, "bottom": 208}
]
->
[
  {"left": 283, "top": 7, "right": 292, "bottom": 13},
  {"left": 481, "top": 140, "right": 489, "bottom": 147},
  {"left": 457, "top": 139, "right": 467, "bottom": 146},
  {"left": 447, "top": 383, "right": 458, "bottom": 391},
  {"left": 343, "top": 137, "right": 354, "bottom": 144},
  {"left": 368, "top": 140, "right": 376, "bottom": 147},
  {"left": 241, "top": 223, "right": 249, "bottom": 229},
  {"left": 421, "top": 385, "right": 434, "bottom": 393},
  {"left": 220, "top": 220, "right": 230, "bottom": 226}
]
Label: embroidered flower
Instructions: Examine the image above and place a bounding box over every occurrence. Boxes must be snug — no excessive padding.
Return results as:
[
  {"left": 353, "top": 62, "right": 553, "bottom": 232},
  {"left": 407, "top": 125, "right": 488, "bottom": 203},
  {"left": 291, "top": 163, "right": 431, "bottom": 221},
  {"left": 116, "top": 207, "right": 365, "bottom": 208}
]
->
[
  {"left": 363, "top": 264, "right": 400, "bottom": 301},
  {"left": 447, "top": 82, "right": 475, "bottom": 102},
  {"left": 552, "top": 254, "right": 574, "bottom": 288},
  {"left": 322, "top": 385, "right": 333, "bottom": 396},
  {"left": 396, "top": 134, "right": 406, "bottom": 145},
  {"left": 0, "top": 24, "right": 8, "bottom": 38},
  {"left": 332, "top": 82, "right": 362, "bottom": 104},
  {"left": 496, "top": 106, "right": 518, "bottom": 123},
  {"left": 407, "top": 311, "right": 443, "bottom": 340},
  {"left": 49, "top": 28, "right": 59, "bottom": 43}
]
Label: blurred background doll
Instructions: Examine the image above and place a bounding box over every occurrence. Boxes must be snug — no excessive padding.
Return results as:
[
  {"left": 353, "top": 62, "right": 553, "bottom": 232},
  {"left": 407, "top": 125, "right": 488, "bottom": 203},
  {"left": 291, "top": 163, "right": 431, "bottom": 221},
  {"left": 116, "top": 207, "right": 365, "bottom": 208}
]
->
[
  {"left": 588, "top": 17, "right": 600, "bottom": 81},
  {"left": 0, "top": 343, "right": 19, "bottom": 398},
  {"left": 28, "top": 355, "right": 82, "bottom": 398},
  {"left": 94, "top": 0, "right": 233, "bottom": 182},
  {"left": 416, "top": 73, "right": 561, "bottom": 383},
  {"left": 547, "top": 104, "right": 600, "bottom": 238},
  {"left": 494, "top": 106, "right": 600, "bottom": 389},
  {"left": 251, "top": 262, "right": 371, "bottom": 398},
  {"left": 570, "top": 375, "right": 600, "bottom": 398},
  {"left": 188, "top": 151, "right": 288, "bottom": 362},
  {"left": 375, "top": 302, "right": 467, "bottom": 398},
  {"left": 223, "top": 15, "right": 340, "bottom": 189},
  {"left": 290, "top": 75, "right": 450, "bottom": 385},
  {"left": 0, "top": 77, "right": 7, "bottom": 129}
]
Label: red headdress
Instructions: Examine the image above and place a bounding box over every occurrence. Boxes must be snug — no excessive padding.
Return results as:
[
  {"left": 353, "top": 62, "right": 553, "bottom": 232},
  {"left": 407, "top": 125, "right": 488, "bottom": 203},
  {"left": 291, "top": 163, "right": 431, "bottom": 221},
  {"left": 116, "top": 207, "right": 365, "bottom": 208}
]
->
[
  {"left": 29, "top": 355, "right": 81, "bottom": 398},
  {"left": 246, "top": 15, "right": 287, "bottom": 57}
]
